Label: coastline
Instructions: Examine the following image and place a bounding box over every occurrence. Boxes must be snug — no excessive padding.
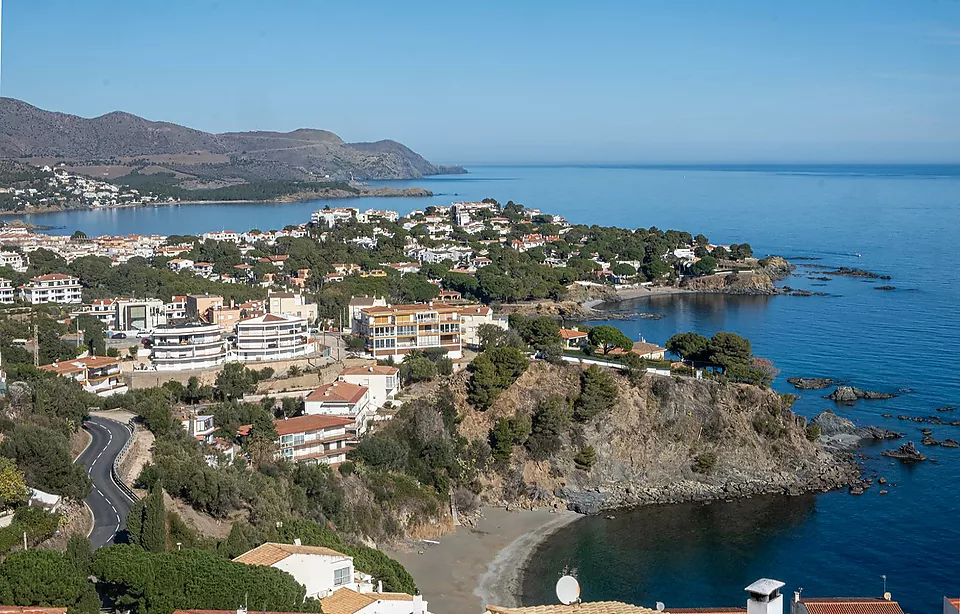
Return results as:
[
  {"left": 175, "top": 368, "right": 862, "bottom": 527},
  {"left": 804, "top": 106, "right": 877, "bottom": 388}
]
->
[
  {"left": 385, "top": 507, "right": 579, "bottom": 614},
  {"left": 0, "top": 186, "right": 434, "bottom": 217}
]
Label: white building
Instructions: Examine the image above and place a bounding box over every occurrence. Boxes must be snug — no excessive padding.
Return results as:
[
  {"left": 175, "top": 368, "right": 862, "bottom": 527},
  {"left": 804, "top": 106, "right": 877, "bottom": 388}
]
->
[
  {"left": 231, "top": 313, "right": 314, "bottom": 362},
  {"left": 233, "top": 542, "right": 370, "bottom": 598},
  {"left": 0, "top": 279, "right": 14, "bottom": 304},
  {"left": 338, "top": 365, "right": 400, "bottom": 408},
  {"left": 347, "top": 295, "right": 388, "bottom": 331},
  {"left": 148, "top": 322, "right": 226, "bottom": 371},
  {"left": 178, "top": 409, "right": 216, "bottom": 443},
  {"left": 458, "top": 304, "right": 507, "bottom": 348},
  {"left": 115, "top": 298, "right": 167, "bottom": 332},
  {"left": 304, "top": 381, "right": 373, "bottom": 437},
  {"left": 19, "top": 273, "right": 83, "bottom": 304},
  {"left": 40, "top": 356, "right": 127, "bottom": 396},
  {"left": 311, "top": 207, "right": 357, "bottom": 228},
  {"left": 240, "top": 414, "right": 356, "bottom": 465},
  {"left": 0, "top": 251, "right": 26, "bottom": 273},
  {"left": 322, "top": 588, "right": 429, "bottom": 614}
]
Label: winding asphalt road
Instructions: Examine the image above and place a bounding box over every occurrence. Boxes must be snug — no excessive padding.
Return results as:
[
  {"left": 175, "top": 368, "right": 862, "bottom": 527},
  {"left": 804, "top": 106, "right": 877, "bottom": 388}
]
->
[{"left": 77, "top": 416, "right": 136, "bottom": 548}]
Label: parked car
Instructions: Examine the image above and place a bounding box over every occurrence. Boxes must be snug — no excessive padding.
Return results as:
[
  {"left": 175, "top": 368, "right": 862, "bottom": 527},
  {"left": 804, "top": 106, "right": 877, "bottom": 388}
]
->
[{"left": 111, "top": 332, "right": 127, "bottom": 340}]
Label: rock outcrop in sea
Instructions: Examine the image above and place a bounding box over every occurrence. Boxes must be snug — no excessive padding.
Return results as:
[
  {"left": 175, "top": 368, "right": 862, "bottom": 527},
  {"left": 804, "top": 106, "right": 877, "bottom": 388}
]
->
[
  {"left": 811, "top": 410, "right": 902, "bottom": 453},
  {"left": 787, "top": 377, "right": 836, "bottom": 390},
  {"left": 826, "top": 386, "right": 898, "bottom": 402}
]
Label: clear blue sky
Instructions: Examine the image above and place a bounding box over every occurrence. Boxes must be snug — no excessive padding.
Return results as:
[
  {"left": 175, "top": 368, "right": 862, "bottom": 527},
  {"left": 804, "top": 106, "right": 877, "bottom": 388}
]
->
[{"left": 2, "top": 0, "right": 960, "bottom": 163}]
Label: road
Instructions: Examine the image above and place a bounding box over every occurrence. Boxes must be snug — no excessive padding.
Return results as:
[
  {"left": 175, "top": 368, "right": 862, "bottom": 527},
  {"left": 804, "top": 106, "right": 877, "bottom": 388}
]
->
[{"left": 76, "top": 416, "right": 136, "bottom": 548}]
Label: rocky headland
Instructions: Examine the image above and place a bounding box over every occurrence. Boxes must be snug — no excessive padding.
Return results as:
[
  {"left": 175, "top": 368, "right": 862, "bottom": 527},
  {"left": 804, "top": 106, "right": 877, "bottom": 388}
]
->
[{"left": 451, "top": 362, "right": 860, "bottom": 515}]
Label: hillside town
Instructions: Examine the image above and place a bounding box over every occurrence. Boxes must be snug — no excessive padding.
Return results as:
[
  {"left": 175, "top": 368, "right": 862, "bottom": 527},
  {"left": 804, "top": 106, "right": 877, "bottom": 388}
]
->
[{"left": 0, "top": 163, "right": 169, "bottom": 212}]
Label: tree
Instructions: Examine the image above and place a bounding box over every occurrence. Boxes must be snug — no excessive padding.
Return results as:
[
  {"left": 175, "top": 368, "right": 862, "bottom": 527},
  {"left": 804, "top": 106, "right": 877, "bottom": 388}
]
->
[
  {"left": 400, "top": 356, "right": 437, "bottom": 384},
  {"left": 467, "top": 354, "right": 501, "bottom": 410},
  {"left": 712, "top": 246, "right": 730, "bottom": 260},
  {"left": 574, "top": 365, "right": 618, "bottom": 422},
  {"left": 489, "top": 419, "right": 515, "bottom": 463},
  {"left": 694, "top": 233, "right": 709, "bottom": 246},
  {"left": 247, "top": 412, "right": 279, "bottom": 466},
  {"left": 71, "top": 230, "right": 88, "bottom": 240},
  {"left": 141, "top": 482, "right": 167, "bottom": 552},
  {"left": 65, "top": 534, "right": 94, "bottom": 576},
  {"left": 666, "top": 332, "right": 709, "bottom": 363},
  {"left": 707, "top": 331, "right": 752, "bottom": 371},
  {"left": 0, "top": 457, "right": 28, "bottom": 509},
  {"left": 611, "top": 263, "right": 636, "bottom": 277},
  {"left": 526, "top": 396, "right": 571, "bottom": 461},
  {"left": 643, "top": 257, "right": 671, "bottom": 280},
  {"left": 691, "top": 256, "right": 717, "bottom": 276},
  {"left": 0, "top": 549, "right": 99, "bottom": 613},
  {"left": 574, "top": 446, "right": 597, "bottom": 470},
  {"left": 0, "top": 424, "right": 91, "bottom": 500},
  {"left": 588, "top": 325, "right": 633, "bottom": 355},
  {"left": 215, "top": 363, "right": 259, "bottom": 400}
]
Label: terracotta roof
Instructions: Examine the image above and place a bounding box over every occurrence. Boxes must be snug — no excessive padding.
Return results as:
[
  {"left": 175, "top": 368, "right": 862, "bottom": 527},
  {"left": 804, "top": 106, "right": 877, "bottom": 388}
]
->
[
  {"left": 174, "top": 610, "right": 294, "bottom": 614},
  {"left": 0, "top": 608, "right": 69, "bottom": 614},
  {"left": 321, "top": 589, "right": 413, "bottom": 614},
  {"left": 798, "top": 598, "right": 904, "bottom": 614},
  {"left": 30, "top": 273, "right": 77, "bottom": 282},
  {"left": 668, "top": 609, "right": 747, "bottom": 613},
  {"left": 486, "top": 602, "right": 660, "bottom": 614},
  {"left": 361, "top": 302, "right": 460, "bottom": 316},
  {"left": 306, "top": 382, "right": 368, "bottom": 405},
  {"left": 948, "top": 598, "right": 960, "bottom": 612},
  {"left": 233, "top": 542, "right": 348, "bottom": 566},
  {"left": 41, "top": 355, "right": 120, "bottom": 375},
  {"left": 559, "top": 328, "right": 588, "bottom": 340},
  {"left": 339, "top": 365, "right": 399, "bottom": 376}
]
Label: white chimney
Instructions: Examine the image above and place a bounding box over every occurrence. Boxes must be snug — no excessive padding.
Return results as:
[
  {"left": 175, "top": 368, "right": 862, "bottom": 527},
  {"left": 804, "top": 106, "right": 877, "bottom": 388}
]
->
[
  {"left": 412, "top": 594, "right": 427, "bottom": 614},
  {"left": 377, "top": 580, "right": 383, "bottom": 593},
  {"left": 745, "top": 578, "right": 785, "bottom": 614},
  {"left": 237, "top": 607, "right": 247, "bottom": 614},
  {"left": 293, "top": 538, "right": 302, "bottom": 546}
]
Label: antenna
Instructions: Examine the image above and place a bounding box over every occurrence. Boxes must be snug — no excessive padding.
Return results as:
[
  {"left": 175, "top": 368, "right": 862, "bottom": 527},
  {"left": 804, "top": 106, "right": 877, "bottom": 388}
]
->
[
  {"left": 881, "top": 574, "right": 887, "bottom": 597},
  {"left": 556, "top": 575, "right": 580, "bottom": 606}
]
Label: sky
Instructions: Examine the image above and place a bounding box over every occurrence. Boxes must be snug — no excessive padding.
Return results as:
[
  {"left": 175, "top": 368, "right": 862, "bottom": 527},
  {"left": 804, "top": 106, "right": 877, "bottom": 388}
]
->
[{"left": 2, "top": 1, "right": 960, "bottom": 164}]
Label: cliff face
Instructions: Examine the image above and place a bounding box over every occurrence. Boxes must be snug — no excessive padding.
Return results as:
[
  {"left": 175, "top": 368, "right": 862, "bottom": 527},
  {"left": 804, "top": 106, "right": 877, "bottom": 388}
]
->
[{"left": 456, "top": 362, "right": 855, "bottom": 514}]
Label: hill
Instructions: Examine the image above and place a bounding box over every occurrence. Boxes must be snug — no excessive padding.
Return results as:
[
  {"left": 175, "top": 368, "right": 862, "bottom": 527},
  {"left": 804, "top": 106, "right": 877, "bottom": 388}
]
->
[{"left": 0, "top": 97, "right": 465, "bottom": 182}]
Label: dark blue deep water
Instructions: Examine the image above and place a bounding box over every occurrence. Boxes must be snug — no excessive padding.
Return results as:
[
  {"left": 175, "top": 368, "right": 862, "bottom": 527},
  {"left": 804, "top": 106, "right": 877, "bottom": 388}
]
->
[{"left": 15, "top": 164, "right": 960, "bottom": 613}]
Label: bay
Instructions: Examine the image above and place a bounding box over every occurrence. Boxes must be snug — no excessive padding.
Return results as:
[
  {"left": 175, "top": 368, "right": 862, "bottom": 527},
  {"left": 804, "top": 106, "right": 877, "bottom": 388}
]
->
[{"left": 13, "top": 164, "right": 960, "bottom": 613}]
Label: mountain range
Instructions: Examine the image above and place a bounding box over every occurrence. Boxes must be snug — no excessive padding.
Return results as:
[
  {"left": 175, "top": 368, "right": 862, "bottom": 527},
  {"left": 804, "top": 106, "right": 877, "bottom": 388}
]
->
[{"left": 0, "top": 97, "right": 464, "bottom": 182}]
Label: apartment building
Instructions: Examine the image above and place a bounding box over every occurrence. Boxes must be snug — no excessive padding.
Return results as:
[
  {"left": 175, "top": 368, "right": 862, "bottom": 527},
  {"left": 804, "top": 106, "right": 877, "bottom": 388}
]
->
[
  {"left": 267, "top": 292, "right": 318, "bottom": 322},
  {"left": 40, "top": 356, "right": 127, "bottom": 396},
  {"left": 166, "top": 295, "right": 187, "bottom": 320},
  {"left": 148, "top": 322, "right": 226, "bottom": 371},
  {"left": 231, "top": 313, "right": 314, "bottom": 362},
  {"left": 239, "top": 414, "right": 355, "bottom": 466},
  {"left": 0, "top": 251, "right": 26, "bottom": 273},
  {"left": 0, "top": 279, "right": 14, "bottom": 304},
  {"left": 458, "top": 304, "right": 507, "bottom": 348},
  {"left": 355, "top": 302, "right": 463, "bottom": 361},
  {"left": 19, "top": 273, "right": 83, "bottom": 304}
]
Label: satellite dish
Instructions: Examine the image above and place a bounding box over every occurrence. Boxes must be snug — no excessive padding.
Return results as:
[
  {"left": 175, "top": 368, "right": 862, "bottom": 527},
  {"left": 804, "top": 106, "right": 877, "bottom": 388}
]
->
[
  {"left": 556, "top": 575, "right": 580, "bottom": 605},
  {"left": 656, "top": 603, "right": 665, "bottom": 612},
  {"left": 884, "top": 592, "right": 892, "bottom": 601}
]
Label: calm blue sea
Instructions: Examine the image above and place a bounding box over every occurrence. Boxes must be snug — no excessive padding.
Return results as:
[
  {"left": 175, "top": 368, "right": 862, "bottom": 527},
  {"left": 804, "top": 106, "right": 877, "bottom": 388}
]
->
[{"left": 14, "top": 164, "right": 960, "bottom": 613}]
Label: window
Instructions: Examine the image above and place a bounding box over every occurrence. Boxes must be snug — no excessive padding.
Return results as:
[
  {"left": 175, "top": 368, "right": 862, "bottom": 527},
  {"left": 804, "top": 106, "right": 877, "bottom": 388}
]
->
[{"left": 334, "top": 566, "right": 351, "bottom": 586}]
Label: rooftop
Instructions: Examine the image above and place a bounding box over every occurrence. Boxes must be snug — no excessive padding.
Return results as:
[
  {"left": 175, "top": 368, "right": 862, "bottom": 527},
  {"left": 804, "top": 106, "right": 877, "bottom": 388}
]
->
[
  {"left": 339, "top": 364, "right": 399, "bottom": 376},
  {"left": 321, "top": 588, "right": 413, "bottom": 614},
  {"left": 362, "top": 302, "right": 460, "bottom": 316},
  {"left": 233, "top": 542, "right": 349, "bottom": 567},
  {"left": 797, "top": 598, "right": 904, "bottom": 614},
  {"left": 239, "top": 414, "right": 355, "bottom": 437},
  {"left": 306, "top": 381, "right": 368, "bottom": 405},
  {"left": 486, "top": 602, "right": 660, "bottom": 614}
]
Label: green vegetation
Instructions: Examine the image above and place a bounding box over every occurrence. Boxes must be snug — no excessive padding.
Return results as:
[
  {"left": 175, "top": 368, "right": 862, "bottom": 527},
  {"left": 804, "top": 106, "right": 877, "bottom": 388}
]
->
[
  {"left": 0, "top": 506, "right": 62, "bottom": 555},
  {"left": 113, "top": 171, "right": 358, "bottom": 202},
  {"left": 467, "top": 347, "right": 529, "bottom": 409},
  {"left": 93, "top": 545, "right": 322, "bottom": 614},
  {"left": 574, "top": 365, "right": 619, "bottom": 422},
  {"left": 692, "top": 452, "right": 718, "bottom": 474},
  {"left": 526, "top": 396, "right": 572, "bottom": 461},
  {"left": 805, "top": 423, "right": 822, "bottom": 442},
  {"left": 588, "top": 325, "right": 633, "bottom": 355},
  {"left": 0, "top": 547, "right": 100, "bottom": 613},
  {"left": 0, "top": 457, "right": 28, "bottom": 509},
  {"left": 666, "top": 331, "right": 776, "bottom": 387},
  {"left": 573, "top": 445, "right": 597, "bottom": 470}
]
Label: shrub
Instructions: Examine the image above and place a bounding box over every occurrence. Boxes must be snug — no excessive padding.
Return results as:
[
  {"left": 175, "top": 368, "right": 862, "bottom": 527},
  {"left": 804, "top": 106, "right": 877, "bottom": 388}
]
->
[
  {"left": 526, "top": 397, "right": 571, "bottom": 461},
  {"left": 573, "top": 446, "right": 597, "bottom": 470},
  {"left": 805, "top": 423, "right": 822, "bottom": 442},
  {"left": 692, "top": 452, "right": 717, "bottom": 474},
  {"left": 574, "top": 365, "right": 618, "bottom": 422}
]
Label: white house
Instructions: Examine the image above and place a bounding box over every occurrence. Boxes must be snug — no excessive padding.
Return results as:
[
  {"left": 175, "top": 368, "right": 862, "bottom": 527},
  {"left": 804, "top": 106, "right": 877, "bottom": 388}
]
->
[
  {"left": 337, "top": 365, "right": 400, "bottom": 408},
  {"left": 322, "top": 588, "right": 429, "bottom": 614},
  {"left": 0, "top": 279, "right": 14, "bottom": 304},
  {"left": 231, "top": 313, "right": 314, "bottom": 362},
  {"left": 304, "top": 381, "right": 373, "bottom": 436},
  {"left": 233, "top": 542, "right": 371, "bottom": 599},
  {"left": 458, "top": 304, "right": 507, "bottom": 348}
]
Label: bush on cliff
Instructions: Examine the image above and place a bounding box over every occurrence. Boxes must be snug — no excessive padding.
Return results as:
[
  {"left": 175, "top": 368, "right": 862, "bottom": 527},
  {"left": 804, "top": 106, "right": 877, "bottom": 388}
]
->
[
  {"left": 526, "top": 396, "right": 572, "bottom": 461},
  {"left": 574, "top": 365, "right": 619, "bottom": 421}
]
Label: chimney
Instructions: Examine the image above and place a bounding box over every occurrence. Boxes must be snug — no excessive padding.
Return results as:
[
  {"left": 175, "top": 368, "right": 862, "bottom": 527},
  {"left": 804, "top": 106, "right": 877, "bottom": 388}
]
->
[
  {"left": 412, "top": 594, "right": 426, "bottom": 614},
  {"left": 237, "top": 608, "right": 247, "bottom": 614},
  {"left": 377, "top": 580, "right": 383, "bottom": 593},
  {"left": 745, "top": 579, "right": 785, "bottom": 614},
  {"left": 293, "top": 538, "right": 301, "bottom": 546}
]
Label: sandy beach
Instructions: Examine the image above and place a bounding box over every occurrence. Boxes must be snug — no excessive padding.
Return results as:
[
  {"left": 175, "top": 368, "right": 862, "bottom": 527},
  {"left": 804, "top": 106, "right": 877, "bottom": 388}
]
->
[
  {"left": 582, "top": 285, "right": 696, "bottom": 311},
  {"left": 385, "top": 507, "right": 580, "bottom": 614}
]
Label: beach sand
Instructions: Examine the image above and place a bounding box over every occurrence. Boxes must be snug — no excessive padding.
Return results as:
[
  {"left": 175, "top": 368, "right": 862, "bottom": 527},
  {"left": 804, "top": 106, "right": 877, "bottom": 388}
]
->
[{"left": 385, "top": 507, "right": 580, "bottom": 614}]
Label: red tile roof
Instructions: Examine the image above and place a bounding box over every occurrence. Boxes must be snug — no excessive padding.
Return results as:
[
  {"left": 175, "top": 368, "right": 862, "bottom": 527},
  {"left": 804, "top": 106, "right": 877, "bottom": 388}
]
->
[
  {"left": 559, "top": 328, "right": 588, "bottom": 340},
  {"left": 798, "top": 598, "right": 904, "bottom": 614},
  {"left": 305, "top": 382, "right": 368, "bottom": 405},
  {"left": 239, "top": 414, "right": 354, "bottom": 438},
  {"left": 339, "top": 365, "right": 399, "bottom": 376}
]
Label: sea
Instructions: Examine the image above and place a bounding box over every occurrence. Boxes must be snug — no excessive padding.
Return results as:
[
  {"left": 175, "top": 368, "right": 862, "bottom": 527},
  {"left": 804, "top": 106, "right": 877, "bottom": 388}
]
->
[{"left": 12, "top": 164, "right": 960, "bottom": 613}]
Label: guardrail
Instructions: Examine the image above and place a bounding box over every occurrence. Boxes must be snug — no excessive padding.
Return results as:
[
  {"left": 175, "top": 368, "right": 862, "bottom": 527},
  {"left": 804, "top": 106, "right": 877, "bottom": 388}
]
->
[{"left": 111, "top": 419, "right": 140, "bottom": 503}]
